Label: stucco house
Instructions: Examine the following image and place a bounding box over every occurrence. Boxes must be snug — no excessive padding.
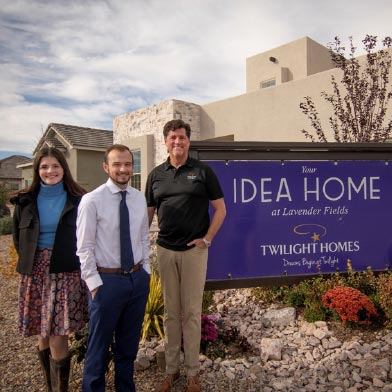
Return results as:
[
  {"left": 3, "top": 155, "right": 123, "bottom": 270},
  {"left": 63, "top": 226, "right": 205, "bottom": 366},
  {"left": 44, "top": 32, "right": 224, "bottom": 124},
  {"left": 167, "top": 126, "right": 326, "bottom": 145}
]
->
[
  {"left": 0, "top": 155, "right": 31, "bottom": 191},
  {"left": 113, "top": 36, "right": 392, "bottom": 192},
  {"left": 21, "top": 123, "right": 113, "bottom": 191},
  {"left": 15, "top": 36, "right": 390, "bottom": 194}
]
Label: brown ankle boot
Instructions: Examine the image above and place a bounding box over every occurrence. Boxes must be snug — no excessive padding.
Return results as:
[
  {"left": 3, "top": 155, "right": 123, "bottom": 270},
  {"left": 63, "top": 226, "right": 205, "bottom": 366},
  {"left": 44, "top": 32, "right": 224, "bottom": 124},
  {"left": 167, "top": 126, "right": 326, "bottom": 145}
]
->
[
  {"left": 153, "top": 372, "right": 180, "bottom": 392},
  {"left": 50, "top": 355, "right": 71, "bottom": 392},
  {"left": 37, "top": 348, "right": 52, "bottom": 392},
  {"left": 185, "top": 375, "right": 200, "bottom": 392}
]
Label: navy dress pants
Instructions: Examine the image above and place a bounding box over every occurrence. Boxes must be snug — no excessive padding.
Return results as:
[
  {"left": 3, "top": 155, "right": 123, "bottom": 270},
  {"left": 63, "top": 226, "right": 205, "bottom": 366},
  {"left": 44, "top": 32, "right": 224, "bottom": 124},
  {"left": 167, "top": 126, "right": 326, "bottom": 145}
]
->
[{"left": 82, "top": 268, "right": 150, "bottom": 392}]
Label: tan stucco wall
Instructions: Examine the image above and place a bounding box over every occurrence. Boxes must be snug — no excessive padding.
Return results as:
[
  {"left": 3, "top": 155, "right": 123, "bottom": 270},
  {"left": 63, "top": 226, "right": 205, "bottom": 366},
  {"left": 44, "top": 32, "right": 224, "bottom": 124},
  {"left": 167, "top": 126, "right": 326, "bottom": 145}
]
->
[
  {"left": 246, "top": 37, "right": 334, "bottom": 93},
  {"left": 306, "top": 37, "right": 335, "bottom": 77},
  {"left": 113, "top": 37, "right": 392, "bottom": 175},
  {"left": 65, "top": 148, "right": 77, "bottom": 181},
  {"left": 20, "top": 166, "right": 33, "bottom": 188},
  {"left": 202, "top": 48, "right": 392, "bottom": 142},
  {"left": 201, "top": 67, "right": 339, "bottom": 142},
  {"left": 75, "top": 149, "right": 108, "bottom": 191}
]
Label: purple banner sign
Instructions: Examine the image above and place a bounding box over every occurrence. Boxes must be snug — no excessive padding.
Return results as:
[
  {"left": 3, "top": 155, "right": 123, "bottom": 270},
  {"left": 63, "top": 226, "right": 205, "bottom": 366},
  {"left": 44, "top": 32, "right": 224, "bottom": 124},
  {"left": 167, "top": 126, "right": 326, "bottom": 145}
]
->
[{"left": 206, "top": 160, "right": 392, "bottom": 280}]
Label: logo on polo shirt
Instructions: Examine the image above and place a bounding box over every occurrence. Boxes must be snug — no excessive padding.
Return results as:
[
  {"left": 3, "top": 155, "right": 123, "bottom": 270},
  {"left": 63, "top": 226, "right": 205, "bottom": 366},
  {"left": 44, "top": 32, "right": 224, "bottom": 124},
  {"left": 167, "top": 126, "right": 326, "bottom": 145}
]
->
[{"left": 187, "top": 173, "right": 197, "bottom": 180}]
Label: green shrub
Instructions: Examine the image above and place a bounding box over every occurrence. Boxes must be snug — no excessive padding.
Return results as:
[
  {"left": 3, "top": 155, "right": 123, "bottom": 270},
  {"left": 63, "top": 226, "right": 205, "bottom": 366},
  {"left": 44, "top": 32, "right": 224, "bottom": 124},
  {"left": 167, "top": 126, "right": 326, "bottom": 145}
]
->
[
  {"left": 249, "top": 264, "right": 392, "bottom": 326},
  {"left": 0, "top": 216, "right": 12, "bottom": 235},
  {"left": 345, "top": 260, "right": 378, "bottom": 295},
  {"left": 303, "top": 305, "right": 328, "bottom": 322},
  {"left": 69, "top": 325, "right": 89, "bottom": 363},
  {"left": 252, "top": 285, "right": 289, "bottom": 305},
  {"left": 0, "top": 184, "right": 9, "bottom": 206},
  {"left": 294, "top": 278, "right": 327, "bottom": 322},
  {"left": 376, "top": 272, "right": 392, "bottom": 327},
  {"left": 286, "top": 288, "right": 306, "bottom": 307}
]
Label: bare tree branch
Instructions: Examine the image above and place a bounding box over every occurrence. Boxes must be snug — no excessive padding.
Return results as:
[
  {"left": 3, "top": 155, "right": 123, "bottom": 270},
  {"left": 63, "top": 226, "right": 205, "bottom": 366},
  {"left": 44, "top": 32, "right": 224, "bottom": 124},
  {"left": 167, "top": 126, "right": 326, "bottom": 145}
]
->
[{"left": 300, "top": 35, "right": 392, "bottom": 142}]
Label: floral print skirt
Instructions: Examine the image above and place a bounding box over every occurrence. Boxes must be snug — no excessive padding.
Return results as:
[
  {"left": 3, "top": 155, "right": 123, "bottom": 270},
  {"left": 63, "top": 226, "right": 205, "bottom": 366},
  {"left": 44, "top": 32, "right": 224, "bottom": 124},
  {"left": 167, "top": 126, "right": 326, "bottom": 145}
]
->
[{"left": 17, "top": 248, "right": 89, "bottom": 338}]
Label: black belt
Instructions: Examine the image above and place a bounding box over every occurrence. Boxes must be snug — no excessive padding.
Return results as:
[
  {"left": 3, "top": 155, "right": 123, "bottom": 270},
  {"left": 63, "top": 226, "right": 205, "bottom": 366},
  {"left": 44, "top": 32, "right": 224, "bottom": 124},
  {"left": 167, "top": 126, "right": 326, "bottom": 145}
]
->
[{"left": 97, "top": 263, "right": 142, "bottom": 275}]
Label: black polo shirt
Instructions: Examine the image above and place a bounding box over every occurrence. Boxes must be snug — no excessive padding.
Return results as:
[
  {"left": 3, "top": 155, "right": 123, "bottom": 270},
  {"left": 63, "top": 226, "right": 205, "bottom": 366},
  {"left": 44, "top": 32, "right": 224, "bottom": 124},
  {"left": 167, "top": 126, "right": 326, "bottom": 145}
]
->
[{"left": 145, "top": 157, "right": 224, "bottom": 251}]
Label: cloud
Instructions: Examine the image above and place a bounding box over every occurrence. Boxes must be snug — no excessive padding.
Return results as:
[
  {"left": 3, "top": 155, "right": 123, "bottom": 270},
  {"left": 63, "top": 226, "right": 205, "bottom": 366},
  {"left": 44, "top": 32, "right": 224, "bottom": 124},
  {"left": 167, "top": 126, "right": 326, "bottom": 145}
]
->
[{"left": 1, "top": 0, "right": 391, "bottom": 154}]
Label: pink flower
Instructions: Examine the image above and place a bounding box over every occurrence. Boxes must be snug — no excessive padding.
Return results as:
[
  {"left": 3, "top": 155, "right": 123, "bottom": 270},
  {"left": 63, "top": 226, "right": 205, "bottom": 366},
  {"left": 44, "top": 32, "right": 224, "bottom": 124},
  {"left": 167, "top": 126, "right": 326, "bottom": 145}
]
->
[{"left": 201, "top": 314, "right": 218, "bottom": 343}]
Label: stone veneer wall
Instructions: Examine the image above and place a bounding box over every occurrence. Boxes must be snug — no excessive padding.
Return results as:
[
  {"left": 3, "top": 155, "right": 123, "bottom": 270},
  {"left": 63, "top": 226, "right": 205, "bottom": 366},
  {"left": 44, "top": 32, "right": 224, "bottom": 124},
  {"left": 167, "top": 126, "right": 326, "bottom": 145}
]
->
[{"left": 113, "top": 99, "right": 201, "bottom": 167}]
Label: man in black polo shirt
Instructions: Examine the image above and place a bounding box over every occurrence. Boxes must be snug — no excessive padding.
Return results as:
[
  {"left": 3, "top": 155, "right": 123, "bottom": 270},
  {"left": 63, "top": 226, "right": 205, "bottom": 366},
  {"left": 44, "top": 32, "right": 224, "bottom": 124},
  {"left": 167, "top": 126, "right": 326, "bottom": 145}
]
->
[{"left": 146, "top": 119, "right": 226, "bottom": 392}]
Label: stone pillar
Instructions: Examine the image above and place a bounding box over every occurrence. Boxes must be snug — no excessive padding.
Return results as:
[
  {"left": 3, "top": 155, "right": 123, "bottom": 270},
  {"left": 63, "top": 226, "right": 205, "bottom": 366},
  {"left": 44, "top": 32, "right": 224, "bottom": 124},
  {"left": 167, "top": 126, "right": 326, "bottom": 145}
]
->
[{"left": 113, "top": 99, "right": 201, "bottom": 168}]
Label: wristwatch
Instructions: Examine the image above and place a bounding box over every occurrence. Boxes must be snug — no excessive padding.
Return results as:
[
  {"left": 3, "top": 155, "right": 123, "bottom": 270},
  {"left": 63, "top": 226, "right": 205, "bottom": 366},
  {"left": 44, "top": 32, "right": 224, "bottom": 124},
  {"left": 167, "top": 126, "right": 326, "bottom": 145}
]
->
[{"left": 202, "top": 238, "right": 212, "bottom": 248}]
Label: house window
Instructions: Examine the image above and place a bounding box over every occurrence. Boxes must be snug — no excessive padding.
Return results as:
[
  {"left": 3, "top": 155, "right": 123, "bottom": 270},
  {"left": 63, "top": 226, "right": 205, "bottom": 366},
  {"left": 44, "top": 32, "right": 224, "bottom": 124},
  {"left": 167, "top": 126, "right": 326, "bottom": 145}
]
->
[
  {"left": 131, "top": 150, "right": 141, "bottom": 190},
  {"left": 260, "top": 78, "right": 276, "bottom": 89},
  {"left": 9, "top": 183, "right": 19, "bottom": 190}
]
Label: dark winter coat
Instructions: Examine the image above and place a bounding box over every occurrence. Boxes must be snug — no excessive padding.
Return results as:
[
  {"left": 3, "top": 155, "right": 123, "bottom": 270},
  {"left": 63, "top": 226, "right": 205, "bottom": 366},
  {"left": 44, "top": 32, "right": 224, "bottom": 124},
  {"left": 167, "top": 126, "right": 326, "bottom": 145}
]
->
[{"left": 11, "top": 191, "right": 82, "bottom": 275}]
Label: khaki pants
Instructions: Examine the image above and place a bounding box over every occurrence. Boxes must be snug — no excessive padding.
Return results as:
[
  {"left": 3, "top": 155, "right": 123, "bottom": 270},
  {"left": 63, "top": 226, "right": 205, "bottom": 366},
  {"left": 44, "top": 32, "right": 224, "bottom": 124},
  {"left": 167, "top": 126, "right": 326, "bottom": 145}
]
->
[{"left": 157, "top": 245, "right": 208, "bottom": 376}]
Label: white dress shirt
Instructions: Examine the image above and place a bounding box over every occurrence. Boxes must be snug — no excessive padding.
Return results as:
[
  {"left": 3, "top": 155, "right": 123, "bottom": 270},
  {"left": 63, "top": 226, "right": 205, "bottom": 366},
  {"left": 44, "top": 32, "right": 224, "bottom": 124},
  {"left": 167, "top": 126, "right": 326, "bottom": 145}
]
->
[{"left": 76, "top": 179, "right": 151, "bottom": 291}]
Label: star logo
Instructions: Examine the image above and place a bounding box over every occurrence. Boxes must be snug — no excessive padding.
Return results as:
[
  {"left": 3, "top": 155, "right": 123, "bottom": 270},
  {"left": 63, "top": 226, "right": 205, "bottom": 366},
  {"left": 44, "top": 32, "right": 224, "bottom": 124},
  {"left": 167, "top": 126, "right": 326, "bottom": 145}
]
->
[
  {"left": 311, "top": 232, "right": 320, "bottom": 242},
  {"left": 294, "top": 224, "right": 327, "bottom": 241}
]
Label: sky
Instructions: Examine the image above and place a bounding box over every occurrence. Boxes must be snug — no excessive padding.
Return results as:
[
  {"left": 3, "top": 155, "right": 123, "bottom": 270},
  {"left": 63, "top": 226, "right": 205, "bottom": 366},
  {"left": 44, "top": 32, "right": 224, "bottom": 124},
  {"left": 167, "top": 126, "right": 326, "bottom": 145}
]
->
[{"left": 1, "top": 0, "right": 391, "bottom": 158}]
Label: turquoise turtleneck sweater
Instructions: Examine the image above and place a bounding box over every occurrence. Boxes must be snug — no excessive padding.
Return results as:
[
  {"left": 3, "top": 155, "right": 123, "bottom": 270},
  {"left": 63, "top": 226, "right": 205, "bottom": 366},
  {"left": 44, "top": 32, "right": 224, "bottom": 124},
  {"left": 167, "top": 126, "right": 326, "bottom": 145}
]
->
[{"left": 37, "top": 181, "right": 67, "bottom": 249}]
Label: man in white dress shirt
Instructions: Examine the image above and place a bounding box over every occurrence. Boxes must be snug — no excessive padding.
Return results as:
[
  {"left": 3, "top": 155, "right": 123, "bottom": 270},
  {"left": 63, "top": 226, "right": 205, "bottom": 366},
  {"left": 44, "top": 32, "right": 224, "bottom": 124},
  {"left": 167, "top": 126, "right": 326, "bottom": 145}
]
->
[{"left": 77, "top": 144, "right": 151, "bottom": 392}]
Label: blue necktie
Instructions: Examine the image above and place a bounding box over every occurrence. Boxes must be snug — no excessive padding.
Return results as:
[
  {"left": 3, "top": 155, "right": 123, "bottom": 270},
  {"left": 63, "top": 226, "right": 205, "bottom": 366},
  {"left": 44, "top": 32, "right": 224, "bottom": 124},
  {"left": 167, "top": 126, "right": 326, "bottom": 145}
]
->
[{"left": 120, "top": 191, "right": 134, "bottom": 271}]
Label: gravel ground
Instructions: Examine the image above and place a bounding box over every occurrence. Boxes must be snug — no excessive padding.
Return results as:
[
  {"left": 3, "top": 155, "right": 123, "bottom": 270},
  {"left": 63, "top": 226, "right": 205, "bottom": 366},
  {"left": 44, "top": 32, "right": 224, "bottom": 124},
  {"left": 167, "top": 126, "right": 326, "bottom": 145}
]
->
[
  {"left": 0, "top": 234, "right": 249, "bottom": 392},
  {"left": 0, "top": 234, "right": 158, "bottom": 392},
  {"left": 2, "top": 232, "right": 392, "bottom": 392},
  {"left": 0, "top": 272, "right": 256, "bottom": 392}
]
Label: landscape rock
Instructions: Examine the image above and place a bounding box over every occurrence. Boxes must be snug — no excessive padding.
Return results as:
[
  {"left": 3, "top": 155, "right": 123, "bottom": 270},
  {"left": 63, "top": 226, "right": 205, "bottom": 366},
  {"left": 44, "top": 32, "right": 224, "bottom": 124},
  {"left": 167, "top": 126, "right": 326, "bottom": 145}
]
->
[
  {"left": 2, "top": 232, "right": 392, "bottom": 391},
  {"left": 259, "top": 338, "right": 284, "bottom": 361}
]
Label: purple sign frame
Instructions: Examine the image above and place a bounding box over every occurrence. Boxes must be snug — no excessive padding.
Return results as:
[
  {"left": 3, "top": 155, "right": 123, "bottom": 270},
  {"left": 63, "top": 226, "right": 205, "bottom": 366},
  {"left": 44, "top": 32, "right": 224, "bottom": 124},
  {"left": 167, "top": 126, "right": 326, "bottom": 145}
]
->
[{"left": 206, "top": 160, "right": 392, "bottom": 281}]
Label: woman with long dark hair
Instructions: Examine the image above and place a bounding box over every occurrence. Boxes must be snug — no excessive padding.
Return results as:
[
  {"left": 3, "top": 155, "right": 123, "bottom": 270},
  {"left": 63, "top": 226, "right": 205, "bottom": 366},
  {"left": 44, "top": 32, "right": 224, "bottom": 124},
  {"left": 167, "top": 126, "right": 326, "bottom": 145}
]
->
[{"left": 11, "top": 147, "right": 88, "bottom": 391}]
